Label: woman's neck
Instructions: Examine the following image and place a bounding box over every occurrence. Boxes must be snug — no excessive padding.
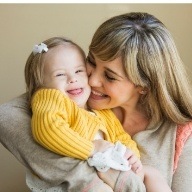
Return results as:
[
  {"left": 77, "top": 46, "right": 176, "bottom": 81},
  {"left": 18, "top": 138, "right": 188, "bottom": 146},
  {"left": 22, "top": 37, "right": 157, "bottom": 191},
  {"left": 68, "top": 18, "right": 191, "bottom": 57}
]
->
[{"left": 112, "top": 106, "right": 149, "bottom": 136}]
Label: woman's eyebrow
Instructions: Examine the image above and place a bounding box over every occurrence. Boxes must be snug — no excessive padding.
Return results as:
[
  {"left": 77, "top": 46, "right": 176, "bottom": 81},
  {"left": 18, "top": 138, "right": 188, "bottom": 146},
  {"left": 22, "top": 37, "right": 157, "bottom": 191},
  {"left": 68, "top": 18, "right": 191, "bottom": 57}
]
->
[
  {"left": 88, "top": 52, "right": 94, "bottom": 59},
  {"left": 104, "top": 67, "right": 124, "bottom": 79}
]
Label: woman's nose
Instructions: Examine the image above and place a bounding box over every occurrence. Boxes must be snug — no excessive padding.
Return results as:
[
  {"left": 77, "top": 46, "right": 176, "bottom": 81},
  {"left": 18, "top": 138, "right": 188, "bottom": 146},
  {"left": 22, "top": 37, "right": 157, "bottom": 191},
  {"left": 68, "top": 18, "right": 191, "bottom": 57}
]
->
[{"left": 88, "top": 71, "right": 102, "bottom": 87}]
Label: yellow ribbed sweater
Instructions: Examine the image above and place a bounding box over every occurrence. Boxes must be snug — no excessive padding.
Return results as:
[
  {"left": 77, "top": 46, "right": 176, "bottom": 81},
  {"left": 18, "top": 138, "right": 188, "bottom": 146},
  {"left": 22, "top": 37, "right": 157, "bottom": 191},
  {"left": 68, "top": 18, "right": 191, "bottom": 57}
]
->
[{"left": 31, "top": 89, "right": 140, "bottom": 160}]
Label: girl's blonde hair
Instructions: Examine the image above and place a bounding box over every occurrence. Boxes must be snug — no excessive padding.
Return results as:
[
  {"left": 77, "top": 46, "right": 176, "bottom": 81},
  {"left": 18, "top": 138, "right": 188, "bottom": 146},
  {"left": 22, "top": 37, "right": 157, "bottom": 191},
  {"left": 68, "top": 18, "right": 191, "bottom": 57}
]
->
[
  {"left": 89, "top": 12, "right": 192, "bottom": 125},
  {"left": 25, "top": 37, "right": 86, "bottom": 104}
]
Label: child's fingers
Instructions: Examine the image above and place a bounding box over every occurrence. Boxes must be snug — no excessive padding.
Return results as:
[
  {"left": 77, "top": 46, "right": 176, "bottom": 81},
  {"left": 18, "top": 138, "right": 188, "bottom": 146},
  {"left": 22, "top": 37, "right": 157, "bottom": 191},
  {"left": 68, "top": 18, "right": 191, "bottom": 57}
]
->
[
  {"left": 124, "top": 148, "right": 133, "bottom": 159},
  {"left": 92, "top": 139, "right": 114, "bottom": 155},
  {"left": 131, "top": 160, "right": 143, "bottom": 173},
  {"left": 135, "top": 162, "right": 143, "bottom": 173},
  {"left": 135, "top": 163, "right": 143, "bottom": 173},
  {"left": 128, "top": 154, "right": 138, "bottom": 164}
]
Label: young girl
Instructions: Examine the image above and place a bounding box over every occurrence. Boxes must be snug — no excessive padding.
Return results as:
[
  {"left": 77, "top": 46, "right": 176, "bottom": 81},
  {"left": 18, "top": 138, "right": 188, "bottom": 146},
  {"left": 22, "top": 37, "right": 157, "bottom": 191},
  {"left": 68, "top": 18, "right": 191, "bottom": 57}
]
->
[{"left": 26, "top": 36, "right": 171, "bottom": 192}]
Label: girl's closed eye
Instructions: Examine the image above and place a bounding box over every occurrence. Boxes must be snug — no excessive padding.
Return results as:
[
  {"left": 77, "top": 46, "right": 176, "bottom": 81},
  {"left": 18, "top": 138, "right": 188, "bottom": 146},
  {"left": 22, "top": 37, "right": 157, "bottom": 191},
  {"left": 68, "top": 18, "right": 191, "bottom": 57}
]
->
[
  {"left": 56, "top": 73, "right": 65, "bottom": 77},
  {"left": 76, "top": 70, "right": 83, "bottom": 73},
  {"left": 76, "top": 66, "right": 87, "bottom": 73}
]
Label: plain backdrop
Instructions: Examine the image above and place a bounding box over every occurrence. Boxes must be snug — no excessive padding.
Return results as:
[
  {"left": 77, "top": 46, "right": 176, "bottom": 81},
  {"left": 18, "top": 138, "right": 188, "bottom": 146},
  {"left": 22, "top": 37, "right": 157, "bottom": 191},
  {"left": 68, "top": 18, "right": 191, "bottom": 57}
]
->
[{"left": 0, "top": 4, "right": 192, "bottom": 192}]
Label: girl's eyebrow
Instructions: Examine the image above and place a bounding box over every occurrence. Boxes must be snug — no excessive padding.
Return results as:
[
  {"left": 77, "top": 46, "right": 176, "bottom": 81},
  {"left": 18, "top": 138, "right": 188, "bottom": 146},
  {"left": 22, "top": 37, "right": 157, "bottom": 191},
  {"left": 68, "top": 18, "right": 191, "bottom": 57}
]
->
[{"left": 104, "top": 67, "right": 124, "bottom": 79}]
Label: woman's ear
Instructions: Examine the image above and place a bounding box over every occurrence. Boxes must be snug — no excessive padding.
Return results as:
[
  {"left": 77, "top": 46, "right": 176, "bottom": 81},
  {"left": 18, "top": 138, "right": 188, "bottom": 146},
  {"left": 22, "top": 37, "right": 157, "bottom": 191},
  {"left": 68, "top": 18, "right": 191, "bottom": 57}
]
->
[{"left": 139, "top": 87, "right": 148, "bottom": 95}]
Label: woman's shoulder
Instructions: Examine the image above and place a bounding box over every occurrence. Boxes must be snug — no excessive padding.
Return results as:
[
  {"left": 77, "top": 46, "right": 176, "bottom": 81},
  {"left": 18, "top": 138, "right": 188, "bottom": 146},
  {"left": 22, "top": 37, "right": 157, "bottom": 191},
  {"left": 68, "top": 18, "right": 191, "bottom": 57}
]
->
[
  {"left": 0, "top": 93, "right": 31, "bottom": 138},
  {"left": 176, "top": 121, "right": 192, "bottom": 150},
  {"left": 177, "top": 121, "right": 192, "bottom": 140},
  {"left": 174, "top": 121, "right": 192, "bottom": 172},
  {"left": 0, "top": 93, "right": 29, "bottom": 113}
]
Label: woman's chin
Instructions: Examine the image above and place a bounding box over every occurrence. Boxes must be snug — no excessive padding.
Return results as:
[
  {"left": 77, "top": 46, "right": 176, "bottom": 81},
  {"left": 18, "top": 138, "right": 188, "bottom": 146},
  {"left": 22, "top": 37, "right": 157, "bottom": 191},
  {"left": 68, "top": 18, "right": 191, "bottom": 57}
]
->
[{"left": 88, "top": 99, "right": 105, "bottom": 110}]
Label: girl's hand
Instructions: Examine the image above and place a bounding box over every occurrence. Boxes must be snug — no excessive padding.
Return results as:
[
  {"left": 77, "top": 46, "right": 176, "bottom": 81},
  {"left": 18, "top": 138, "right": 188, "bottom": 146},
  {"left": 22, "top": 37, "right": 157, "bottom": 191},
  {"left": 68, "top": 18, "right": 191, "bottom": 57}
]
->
[
  {"left": 124, "top": 148, "right": 143, "bottom": 173},
  {"left": 90, "top": 139, "right": 114, "bottom": 157}
]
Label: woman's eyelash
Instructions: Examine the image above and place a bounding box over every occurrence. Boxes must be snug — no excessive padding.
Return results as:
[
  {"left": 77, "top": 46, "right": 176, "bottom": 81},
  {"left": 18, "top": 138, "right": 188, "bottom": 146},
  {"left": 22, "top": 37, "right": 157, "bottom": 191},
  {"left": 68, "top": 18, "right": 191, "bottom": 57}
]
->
[{"left": 105, "top": 73, "right": 116, "bottom": 81}]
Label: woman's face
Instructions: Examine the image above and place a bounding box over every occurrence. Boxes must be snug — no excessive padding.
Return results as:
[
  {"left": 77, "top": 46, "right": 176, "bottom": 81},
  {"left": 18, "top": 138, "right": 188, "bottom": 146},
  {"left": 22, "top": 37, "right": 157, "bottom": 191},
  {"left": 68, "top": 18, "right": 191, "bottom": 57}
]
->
[{"left": 86, "top": 54, "right": 141, "bottom": 110}]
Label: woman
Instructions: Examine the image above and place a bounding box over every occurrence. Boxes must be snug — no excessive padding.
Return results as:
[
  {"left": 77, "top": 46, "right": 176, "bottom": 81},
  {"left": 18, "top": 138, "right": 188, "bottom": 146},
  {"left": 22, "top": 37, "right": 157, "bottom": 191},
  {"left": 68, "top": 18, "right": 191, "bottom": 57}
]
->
[
  {"left": 86, "top": 12, "right": 192, "bottom": 191},
  {"left": 0, "top": 12, "right": 192, "bottom": 191}
]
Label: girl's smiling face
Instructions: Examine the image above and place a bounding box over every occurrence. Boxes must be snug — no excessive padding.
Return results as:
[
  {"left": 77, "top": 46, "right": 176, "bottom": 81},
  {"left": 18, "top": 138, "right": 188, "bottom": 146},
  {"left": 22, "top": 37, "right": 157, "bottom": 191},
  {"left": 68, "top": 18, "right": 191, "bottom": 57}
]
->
[{"left": 43, "top": 45, "right": 91, "bottom": 109}]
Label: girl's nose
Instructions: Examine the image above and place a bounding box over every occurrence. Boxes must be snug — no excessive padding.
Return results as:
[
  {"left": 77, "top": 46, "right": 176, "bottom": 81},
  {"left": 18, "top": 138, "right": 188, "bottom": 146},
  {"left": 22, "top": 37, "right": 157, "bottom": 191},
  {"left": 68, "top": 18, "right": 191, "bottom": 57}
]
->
[{"left": 67, "top": 76, "right": 77, "bottom": 84}]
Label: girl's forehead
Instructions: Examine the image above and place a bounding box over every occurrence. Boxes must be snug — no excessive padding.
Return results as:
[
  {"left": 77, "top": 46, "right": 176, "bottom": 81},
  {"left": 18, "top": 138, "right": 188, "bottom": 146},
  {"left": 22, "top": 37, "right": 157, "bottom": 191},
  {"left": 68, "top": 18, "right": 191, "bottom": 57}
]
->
[{"left": 43, "top": 46, "right": 85, "bottom": 70}]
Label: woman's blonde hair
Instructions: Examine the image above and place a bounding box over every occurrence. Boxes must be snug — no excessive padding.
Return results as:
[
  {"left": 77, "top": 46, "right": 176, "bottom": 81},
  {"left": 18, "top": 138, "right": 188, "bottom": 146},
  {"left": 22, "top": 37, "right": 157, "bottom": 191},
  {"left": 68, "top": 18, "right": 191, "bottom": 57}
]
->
[
  {"left": 25, "top": 37, "right": 86, "bottom": 104},
  {"left": 89, "top": 12, "right": 192, "bottom": 124}
]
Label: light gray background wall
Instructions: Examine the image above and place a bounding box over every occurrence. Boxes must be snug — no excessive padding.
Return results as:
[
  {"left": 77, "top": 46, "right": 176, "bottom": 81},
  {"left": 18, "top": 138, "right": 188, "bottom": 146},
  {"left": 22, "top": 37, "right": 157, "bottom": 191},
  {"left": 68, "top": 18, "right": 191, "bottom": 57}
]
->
[{"left": 0, "top": 4, "right": 192, "bottom": 192}]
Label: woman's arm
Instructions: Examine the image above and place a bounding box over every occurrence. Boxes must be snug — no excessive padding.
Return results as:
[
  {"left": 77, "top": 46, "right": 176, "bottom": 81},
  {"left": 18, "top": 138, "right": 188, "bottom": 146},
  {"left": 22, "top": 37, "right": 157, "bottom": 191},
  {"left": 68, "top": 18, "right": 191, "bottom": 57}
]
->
[
  {"left": 98, "top": 168, "right": 146, "bottom": 192},
  {"left": 172, "top": 136, "right": 192, "bottom": 191},
  {"left": 0, "top": 94, "right": 103, "bottom": 190}
]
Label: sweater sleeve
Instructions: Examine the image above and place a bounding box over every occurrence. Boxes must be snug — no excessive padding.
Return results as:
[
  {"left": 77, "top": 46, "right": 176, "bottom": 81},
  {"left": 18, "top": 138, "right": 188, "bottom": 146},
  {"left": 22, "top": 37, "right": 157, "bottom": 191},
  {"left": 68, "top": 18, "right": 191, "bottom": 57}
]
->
[
  {"left": 114, "top": 130, "right": 140, "bottom": 158},
  {"left": 31, "top": 89, "right": 93, "bottom": 160},
  {"left": 95, "top": 109, "right": 140, "bottom": 158},
  {"left": 114, "top": 170, "right": 146, "bottom": 192}
]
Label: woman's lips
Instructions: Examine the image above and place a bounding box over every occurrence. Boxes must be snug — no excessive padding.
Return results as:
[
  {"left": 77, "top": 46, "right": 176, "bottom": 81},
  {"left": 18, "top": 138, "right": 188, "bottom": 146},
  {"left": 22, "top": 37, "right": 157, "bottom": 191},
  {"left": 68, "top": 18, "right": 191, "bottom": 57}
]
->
[{"left": 90, "top": 90, "right": 107, "bottom": 99}]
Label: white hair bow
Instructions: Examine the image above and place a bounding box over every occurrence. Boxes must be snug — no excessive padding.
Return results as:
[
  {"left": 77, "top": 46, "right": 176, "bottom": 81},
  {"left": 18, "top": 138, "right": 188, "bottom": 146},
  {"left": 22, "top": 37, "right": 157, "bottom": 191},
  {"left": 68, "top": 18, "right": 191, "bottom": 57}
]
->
[{"left": 33, "top": 43, "right": 48, "bottom": 55}]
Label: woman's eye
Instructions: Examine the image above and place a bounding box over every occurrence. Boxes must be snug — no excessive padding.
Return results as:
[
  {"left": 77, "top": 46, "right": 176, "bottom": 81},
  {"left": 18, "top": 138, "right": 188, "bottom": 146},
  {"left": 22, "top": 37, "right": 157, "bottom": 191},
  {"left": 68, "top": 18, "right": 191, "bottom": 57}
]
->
[{"left": 105, "top": 73, "right": 116, "bottom": 81}]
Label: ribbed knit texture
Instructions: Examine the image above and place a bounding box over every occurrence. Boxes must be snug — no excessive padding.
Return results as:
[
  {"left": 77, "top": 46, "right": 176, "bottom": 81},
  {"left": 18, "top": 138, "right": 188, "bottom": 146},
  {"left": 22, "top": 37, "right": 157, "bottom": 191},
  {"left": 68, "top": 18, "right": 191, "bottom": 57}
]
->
[
  {"left": 31, "top": 89, "right": 140, "bottom": 160},
  {"left": 93, "top": 109, "right": 140, "bottom": 158}
]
